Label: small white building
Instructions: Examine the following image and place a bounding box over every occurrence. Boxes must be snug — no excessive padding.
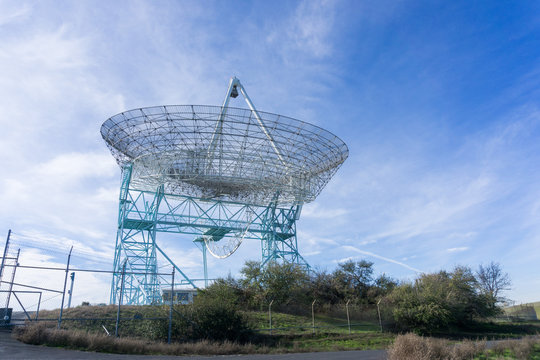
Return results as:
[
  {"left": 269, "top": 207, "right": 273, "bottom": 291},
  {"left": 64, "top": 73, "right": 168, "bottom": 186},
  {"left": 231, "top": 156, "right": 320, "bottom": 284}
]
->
[{"left": 162, "top": 289, "right": 198, "bottom": 304}]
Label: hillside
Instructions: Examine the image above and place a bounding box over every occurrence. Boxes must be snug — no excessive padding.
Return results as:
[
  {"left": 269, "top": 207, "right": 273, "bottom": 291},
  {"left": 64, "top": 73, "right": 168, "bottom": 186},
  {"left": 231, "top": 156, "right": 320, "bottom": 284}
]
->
[{"left": 504, "top": 302, "right": 540, "bottom": 320}]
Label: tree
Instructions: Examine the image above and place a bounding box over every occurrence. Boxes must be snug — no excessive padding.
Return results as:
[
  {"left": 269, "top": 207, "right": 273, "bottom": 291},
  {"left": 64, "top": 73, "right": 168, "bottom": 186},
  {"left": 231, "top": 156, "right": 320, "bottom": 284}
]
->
[
  {"left": 386, "top": 265, "right": 500, "bottom": 333},
  {"left": 333, "top": 259, "right": 374, "bottom": 301},
  {"left": 310, "top": 268, "right": 342, "bottom": 304},
  {"left": 476, "top": 262, "right": 511, "bottom": 305},
  {"left": 240, "top": 260, "right": 309, "bottom": 306}
]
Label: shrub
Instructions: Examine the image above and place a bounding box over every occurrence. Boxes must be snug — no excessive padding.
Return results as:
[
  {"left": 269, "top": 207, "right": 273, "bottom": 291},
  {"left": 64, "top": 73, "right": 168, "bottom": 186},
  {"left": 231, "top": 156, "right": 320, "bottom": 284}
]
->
[
  {"left": 146, "top": 295, "right": 253, "bottom": 343},
  {"left": 388, "top": 333, "right": 488, "bottom": 360},
  {"left": 387, "top": 333, "right": 448, "bottom": 360},
  {"left": 386, "top": 266, "right": 501, "bottom": 333}
]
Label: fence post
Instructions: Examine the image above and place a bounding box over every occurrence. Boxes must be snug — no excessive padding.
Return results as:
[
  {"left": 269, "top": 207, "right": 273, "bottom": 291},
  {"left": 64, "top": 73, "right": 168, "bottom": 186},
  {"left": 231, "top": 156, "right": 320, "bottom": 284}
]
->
[
  {"left": 168, "top": 267, "right": 175, "bottom": 344},
  {"left": 115, "top": 260, "right": 126, "bottom": 337},
  {"left": 311, "top": 299, "right": 317, "bottom": 335},
  {"left": 346, "top": 299, "right": 351, "bottom": 334},
  {"left": 377, "top": 298, "right": 383, "bottom": 332},
  {"left": 57, "top": 246, "right": 73, "bottom": 329},
  {"left": 269, "top": 299, "right": 274, "bottom": 335},
  {"left": 35, "top": 292, "right": 42, "bottom": 320}
]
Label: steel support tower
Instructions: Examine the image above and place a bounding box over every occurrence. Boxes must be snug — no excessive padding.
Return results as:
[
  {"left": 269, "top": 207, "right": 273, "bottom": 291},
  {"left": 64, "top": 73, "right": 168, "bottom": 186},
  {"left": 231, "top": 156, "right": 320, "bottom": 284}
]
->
[{"left": 110, "top": 164, "right": 309, "bottom": 305}]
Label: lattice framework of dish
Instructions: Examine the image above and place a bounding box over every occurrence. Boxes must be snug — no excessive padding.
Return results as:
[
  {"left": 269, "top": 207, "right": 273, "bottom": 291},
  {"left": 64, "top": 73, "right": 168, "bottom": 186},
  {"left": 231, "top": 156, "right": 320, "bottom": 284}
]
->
[{"left": 101, "top": 105, "right": 348, "bottom": 206}]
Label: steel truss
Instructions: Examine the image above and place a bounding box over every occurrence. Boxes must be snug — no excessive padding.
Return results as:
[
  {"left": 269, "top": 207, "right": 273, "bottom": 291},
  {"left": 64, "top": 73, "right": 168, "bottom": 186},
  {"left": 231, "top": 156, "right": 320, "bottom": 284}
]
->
[{"left": 110, "top": 164, "right": 310, "bottom": 305}]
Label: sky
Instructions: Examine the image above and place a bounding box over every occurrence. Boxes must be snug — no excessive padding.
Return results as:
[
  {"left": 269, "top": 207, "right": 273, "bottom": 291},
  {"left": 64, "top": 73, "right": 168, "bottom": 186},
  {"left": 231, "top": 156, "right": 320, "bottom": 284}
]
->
[{"left": 1, "top": 0, "right": 540, "bottom": 310}]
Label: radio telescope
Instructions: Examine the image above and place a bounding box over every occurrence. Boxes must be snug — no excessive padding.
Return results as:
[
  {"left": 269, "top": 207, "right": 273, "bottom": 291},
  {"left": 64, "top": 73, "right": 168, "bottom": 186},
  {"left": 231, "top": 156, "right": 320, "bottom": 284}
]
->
[{"left": 102, "top": 77, "right": 348, "bottom": 305}]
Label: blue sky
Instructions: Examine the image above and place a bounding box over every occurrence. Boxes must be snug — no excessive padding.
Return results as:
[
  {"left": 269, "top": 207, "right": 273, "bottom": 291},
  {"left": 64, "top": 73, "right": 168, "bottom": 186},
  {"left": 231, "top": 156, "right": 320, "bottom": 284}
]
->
[{"left": 1, "top": 0, "right": 540, "bottom": 309}]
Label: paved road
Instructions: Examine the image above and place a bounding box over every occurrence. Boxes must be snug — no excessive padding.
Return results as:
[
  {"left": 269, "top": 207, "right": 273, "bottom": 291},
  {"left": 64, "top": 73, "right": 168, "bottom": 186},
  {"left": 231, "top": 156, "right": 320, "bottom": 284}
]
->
[{"left": 0, "top": 331, "right": 387, "bottom": 360}]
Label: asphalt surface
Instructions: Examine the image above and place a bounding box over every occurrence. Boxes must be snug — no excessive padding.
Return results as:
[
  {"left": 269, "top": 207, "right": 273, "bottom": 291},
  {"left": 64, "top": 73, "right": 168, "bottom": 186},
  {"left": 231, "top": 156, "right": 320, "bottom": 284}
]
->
[{"left": 0, "top": 330, "right": 387, "bottom": 360}]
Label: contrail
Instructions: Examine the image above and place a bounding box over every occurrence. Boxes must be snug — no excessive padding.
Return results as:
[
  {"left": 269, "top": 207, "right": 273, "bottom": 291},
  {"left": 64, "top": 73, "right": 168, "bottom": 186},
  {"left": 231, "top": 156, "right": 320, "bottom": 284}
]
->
[{"left": 342, "top": 245, "right": 423, "bottom": 273}]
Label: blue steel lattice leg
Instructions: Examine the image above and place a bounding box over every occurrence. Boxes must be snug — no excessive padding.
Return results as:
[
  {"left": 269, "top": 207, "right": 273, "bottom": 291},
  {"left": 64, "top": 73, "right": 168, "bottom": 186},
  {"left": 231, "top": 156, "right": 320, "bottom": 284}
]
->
[
  {"left": 110, "top": 164, "right": 132, "bottom": 305},
  {"left": 110, "top": 165, "right": 198, "bottom": 305},
  {"left": 260, "top": 202, "right": 310, "bottom": 270},
  {"left": 110, "top": 165, "right": 165, "bottom": 305}
]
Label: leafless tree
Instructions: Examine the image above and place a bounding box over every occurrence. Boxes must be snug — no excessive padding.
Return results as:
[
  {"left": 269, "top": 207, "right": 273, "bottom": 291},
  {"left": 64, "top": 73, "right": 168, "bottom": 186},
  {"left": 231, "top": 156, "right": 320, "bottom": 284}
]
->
[{"left": 476, "top": 262, "right": 511, "bottom": 303}]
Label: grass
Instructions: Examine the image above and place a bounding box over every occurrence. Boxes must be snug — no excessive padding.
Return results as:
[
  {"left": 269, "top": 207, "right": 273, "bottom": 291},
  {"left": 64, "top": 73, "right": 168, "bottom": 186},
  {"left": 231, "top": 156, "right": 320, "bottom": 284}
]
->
[
  {"left": 388, "top": 333, "right": 540, "bottom": 360},
  {"left": 13, "top": 323, "right": 269, "bottom": 356},
  {"left": 428, "top": 321, "right": 540, "bottom": 341},
  {"left": 35, "top": 305, "right": 167, "bottom": 338},
  {"left": 244, "top": 309, "right": 380, "bottom": 334},
  {"left": 505, "top": 302, "right": 540, "bottom": 320},
  {"left": 14, "top": 322, "right": 394, "bottom": 355}
]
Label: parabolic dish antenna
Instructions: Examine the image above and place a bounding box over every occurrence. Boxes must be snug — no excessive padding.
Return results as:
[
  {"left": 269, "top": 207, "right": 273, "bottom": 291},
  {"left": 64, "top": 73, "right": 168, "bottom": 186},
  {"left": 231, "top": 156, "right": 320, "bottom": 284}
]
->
[{"left": 102, "top": 77, "right": 348, "bottom": 258}]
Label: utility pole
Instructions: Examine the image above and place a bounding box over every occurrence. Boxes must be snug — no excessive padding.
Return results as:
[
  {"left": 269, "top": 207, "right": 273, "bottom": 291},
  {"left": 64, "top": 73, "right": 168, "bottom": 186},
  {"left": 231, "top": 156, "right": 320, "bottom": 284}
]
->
[
  {"left": 115, "top": 260, "right": 126, "bottom": 337},
  {"left": 168, "top": 267, "right": 175, "bottom": 344},
  {"left": 67, "top": 272, "right": 75, "bottom": 308},
  {"left": 3, "top": 248, "right": 19, "bottom": 322},
  {"left": 58, "top": 246, "right": 73, "bottom": 329}
]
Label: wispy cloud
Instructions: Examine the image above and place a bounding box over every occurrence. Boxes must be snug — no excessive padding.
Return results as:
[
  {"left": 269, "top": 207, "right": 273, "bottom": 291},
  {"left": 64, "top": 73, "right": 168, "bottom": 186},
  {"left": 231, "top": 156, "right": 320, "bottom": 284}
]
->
[
  {"left": 288, "top": 0, "right": 336, "bottom": 58},
  {"left": 446, "top": 247, "right": 469, "bottom": 253},
  {"left": 301, "top": 203, "right": 348, "bottom": 219},
  {"left": 341, "top": 245, "right": 423, "bottom": 273},
  {"left": 0, "top": 3, "right": 31, "bottom": 26}
]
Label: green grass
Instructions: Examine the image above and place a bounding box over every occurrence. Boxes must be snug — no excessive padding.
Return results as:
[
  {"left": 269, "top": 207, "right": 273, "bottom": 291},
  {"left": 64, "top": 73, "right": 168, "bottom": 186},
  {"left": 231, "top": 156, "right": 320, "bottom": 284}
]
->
[
  {"left": 36, "top": 305, "right": 168, "bottom": 338},
  {"left": 244, "top": 310, "right": 380, "bottom": 335},
  {"left": 290, "top": 332, "right": 393, "bottom": 351},
  {"left": 472, "top": 344, "right": 540, "bottom": 359},
  {"left": 505, "top": 301, "right": 540, "bottom": 320}
]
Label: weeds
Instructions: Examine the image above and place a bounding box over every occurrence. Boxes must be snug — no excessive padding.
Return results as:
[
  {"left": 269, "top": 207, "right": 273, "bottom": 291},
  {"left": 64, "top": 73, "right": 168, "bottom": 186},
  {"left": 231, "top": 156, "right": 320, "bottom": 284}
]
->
[
  {"left": 13, "top": 323, "right": 268, "bottom": 356},
  {"left": 489, "top": 337, "right": 539, "bottom": 360},
  {"left": 388, "top": 333, "right": 540, "bottom": 360}
]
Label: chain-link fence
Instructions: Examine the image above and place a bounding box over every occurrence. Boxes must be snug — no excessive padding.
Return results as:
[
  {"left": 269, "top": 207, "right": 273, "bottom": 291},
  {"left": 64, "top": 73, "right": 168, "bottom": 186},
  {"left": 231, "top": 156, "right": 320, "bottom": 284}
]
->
[{"left": 1, "top": 229, "right": 397, "bottom": 341}]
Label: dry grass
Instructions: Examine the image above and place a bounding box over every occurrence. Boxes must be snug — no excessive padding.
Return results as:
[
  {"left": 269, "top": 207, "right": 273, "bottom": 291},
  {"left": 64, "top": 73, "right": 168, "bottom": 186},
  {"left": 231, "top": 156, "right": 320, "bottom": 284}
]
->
[
  {"left": 450, "top": 338, "right": 487, "bottom": 359},
  {"left": 387, "top": 333, "right": 488, "bottom": 360},
  {"left": 489, "top": 337, "right": 538, "bottom": 360},
  {"left": 13, "top": 322, "right": 269, "bottom": 356},
  {"left": 388, "top": 333, "right": 540, "bottom": 360},
  {"left": 387, "top": 333, "right": 451, "bottom": 360}
]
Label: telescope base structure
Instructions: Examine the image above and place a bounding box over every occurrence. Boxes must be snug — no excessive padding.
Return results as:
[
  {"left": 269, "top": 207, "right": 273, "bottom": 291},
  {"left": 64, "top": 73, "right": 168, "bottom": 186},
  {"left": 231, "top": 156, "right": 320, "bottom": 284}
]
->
[{"left": 110, "top": 165, "right": 310, "bottom": 305}]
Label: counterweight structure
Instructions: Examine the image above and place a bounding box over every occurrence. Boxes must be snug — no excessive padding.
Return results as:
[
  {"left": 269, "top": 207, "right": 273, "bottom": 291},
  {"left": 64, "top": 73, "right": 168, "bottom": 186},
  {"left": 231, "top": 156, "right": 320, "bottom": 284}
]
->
[{"left": 102, "top": 78, "right": 348, "bottom": 305}]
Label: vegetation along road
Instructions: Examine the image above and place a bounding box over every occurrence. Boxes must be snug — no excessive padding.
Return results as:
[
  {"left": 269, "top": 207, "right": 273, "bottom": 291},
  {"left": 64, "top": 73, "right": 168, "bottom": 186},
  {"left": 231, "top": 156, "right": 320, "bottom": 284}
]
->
[{"left": 1, "top": 331, "right": 386, "bottom": 360}]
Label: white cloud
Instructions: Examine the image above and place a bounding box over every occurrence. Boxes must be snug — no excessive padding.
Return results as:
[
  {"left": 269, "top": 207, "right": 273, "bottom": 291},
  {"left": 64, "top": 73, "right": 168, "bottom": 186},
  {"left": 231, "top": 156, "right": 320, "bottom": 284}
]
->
[
  {"left": 34, "top": 152, "right": 117, "bottom": 184},
  {"left": 289, "top": 0, "right": 336, "bottom": 57},
  {"left": 446, "top": 247, "right": 469, "bottom": 253},
  {"left": 266, "top": 0, "right": 336, "bottom": 60},
  {"left": 301, "top": 203, "right": 348, "bottom": 219}
]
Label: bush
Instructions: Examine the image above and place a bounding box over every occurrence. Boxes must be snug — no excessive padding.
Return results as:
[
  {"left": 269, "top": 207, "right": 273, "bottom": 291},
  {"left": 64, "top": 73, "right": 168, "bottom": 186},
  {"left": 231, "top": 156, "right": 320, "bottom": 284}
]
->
[
  {"left": 387, "top": 333, "right": 488, "bottom": 360},
  {"left": 146, "top": 295, "right": 252, "bottom": 343},
  {"left": 386, "top": 266, "right": 501, "bottom": 333}
]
